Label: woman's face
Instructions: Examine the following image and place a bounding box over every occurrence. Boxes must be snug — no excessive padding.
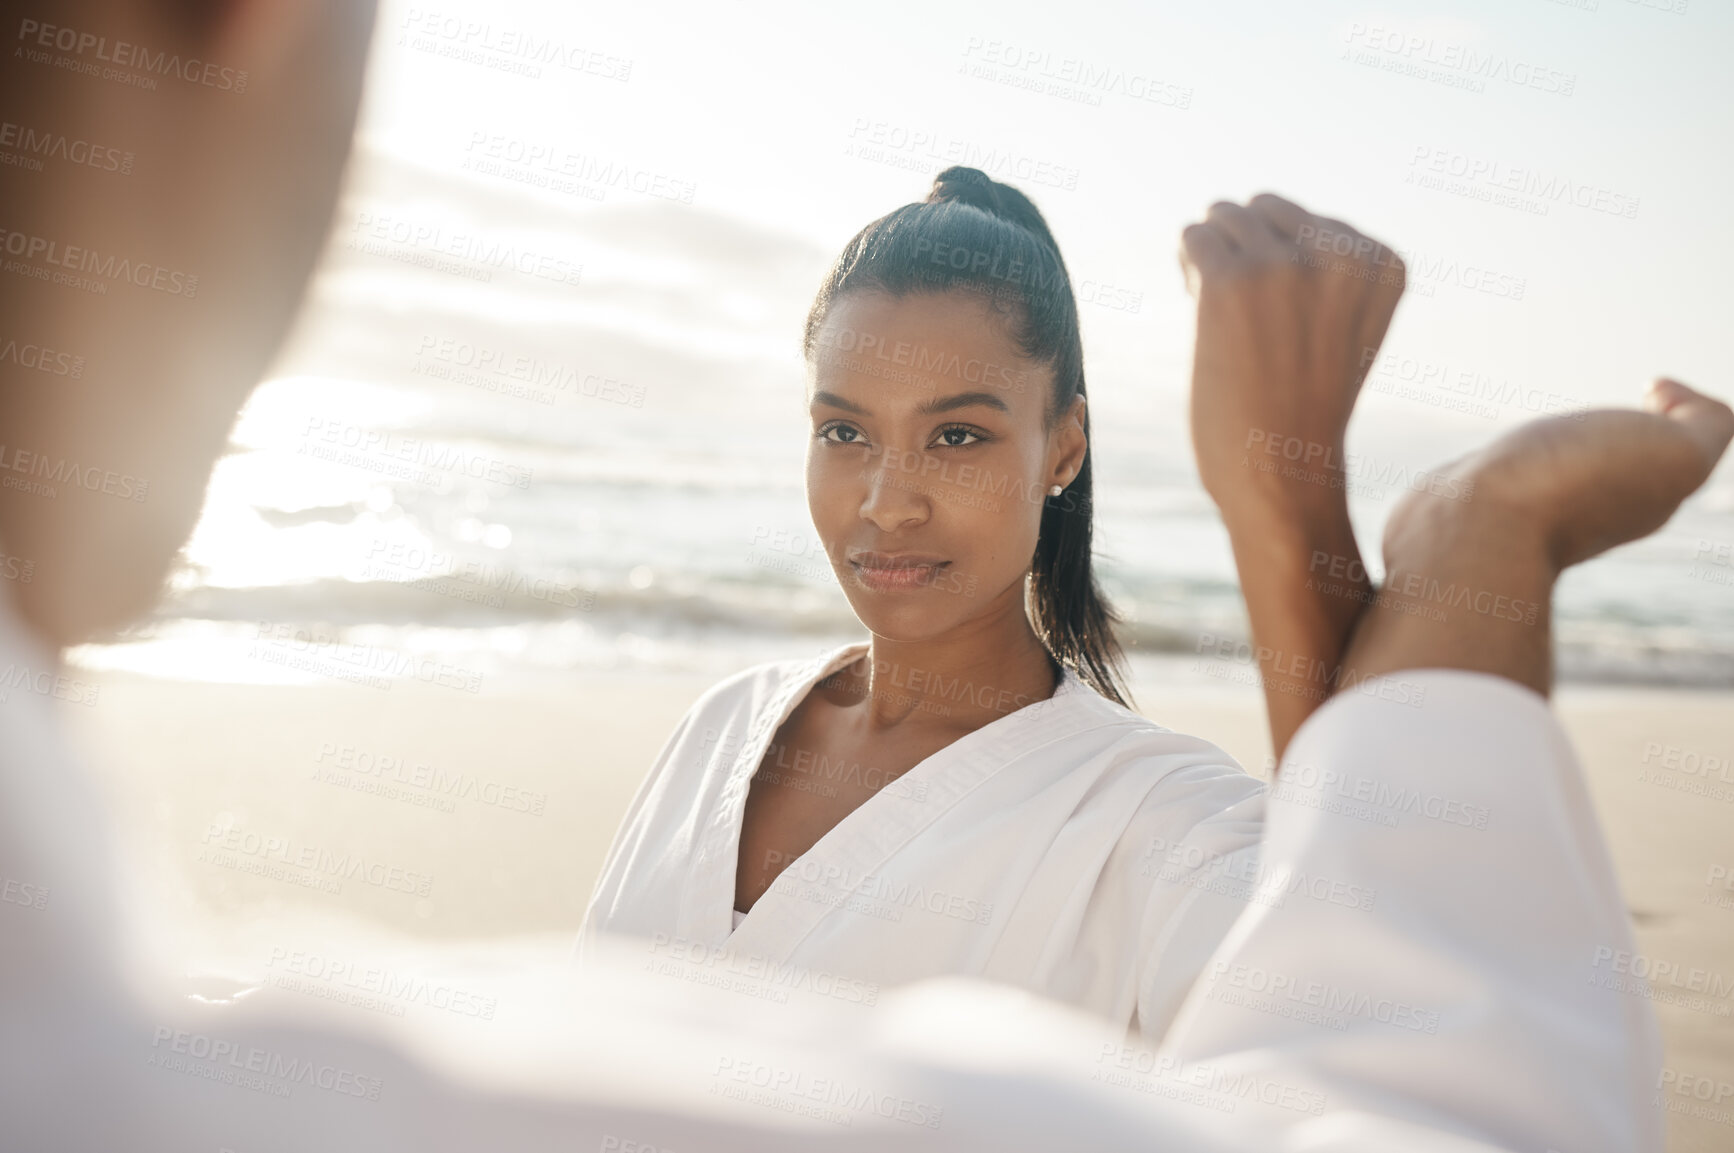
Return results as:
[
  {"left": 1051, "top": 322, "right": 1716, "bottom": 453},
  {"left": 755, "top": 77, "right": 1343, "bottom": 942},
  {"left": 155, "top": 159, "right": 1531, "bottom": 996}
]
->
[{"left": 806, "top": 289, "right": 1087, "bottom": 642}]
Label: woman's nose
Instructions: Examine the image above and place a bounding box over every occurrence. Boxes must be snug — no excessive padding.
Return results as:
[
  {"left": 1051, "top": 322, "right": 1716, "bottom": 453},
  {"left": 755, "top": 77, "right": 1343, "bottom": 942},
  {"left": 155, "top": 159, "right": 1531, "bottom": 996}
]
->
[{"left": 857, "top": 447, "right": 931, "bottom": 533}]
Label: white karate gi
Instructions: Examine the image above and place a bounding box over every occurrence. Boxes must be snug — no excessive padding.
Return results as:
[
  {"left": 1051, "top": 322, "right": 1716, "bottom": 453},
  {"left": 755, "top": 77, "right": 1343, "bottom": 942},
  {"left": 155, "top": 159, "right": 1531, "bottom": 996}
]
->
[
  {"left": 578, "top": 639, "right": 1270, "bottom": 1041},
  {"left": 0, "top": 578, "right": 1664, "bottom": 1150}
]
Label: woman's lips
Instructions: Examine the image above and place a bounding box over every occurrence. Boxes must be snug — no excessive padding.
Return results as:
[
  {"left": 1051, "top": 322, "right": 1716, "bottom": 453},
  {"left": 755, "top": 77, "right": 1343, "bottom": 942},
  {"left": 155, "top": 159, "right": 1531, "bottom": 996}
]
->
[{"left": 849, "top": 555, "right": 950, "bottom": 591}]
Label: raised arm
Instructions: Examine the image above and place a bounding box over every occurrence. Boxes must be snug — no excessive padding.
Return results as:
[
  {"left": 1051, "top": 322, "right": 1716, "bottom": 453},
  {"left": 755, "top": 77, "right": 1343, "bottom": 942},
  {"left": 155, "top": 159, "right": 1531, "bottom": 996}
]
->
[
  {"left": 1169, "top": 192, "right": 1732, "bottom": 1149},
  {"left": 1179, "top": 195, "right": 1403, "bottom": 759},
  {"left": 1158, "top": 373, "right": 1729, "bottom": 1152}
]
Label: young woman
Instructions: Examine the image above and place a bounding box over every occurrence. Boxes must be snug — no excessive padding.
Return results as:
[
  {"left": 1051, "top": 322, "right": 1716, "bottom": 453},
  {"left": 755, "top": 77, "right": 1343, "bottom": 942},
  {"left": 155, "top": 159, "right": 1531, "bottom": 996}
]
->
[{"left": 577, "top": 166, "right": 1266, "bottom": 1042}]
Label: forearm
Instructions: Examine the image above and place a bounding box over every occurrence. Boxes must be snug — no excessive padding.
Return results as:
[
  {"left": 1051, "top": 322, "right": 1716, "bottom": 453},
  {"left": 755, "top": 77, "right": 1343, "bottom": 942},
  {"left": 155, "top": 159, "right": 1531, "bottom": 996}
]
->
[
  {"left": 1220, "top": 496, "right": 1372, "bottom": 760},
  {"left": 1337, "top": 484, "right": 1555, "bottom": 699},
  {"left": 1177, "top": 192, "right": 1406, "bottom": 766},
  {"left": 1335, "top": 394, "right": 1734, "bottom": 699}
]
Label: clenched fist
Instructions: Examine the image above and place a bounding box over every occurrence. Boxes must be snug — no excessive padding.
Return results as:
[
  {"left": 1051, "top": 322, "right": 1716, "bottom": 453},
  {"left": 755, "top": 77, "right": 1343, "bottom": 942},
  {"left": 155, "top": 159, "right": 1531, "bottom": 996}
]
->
[{"left": 1179, "top": 194, "right": 1405, "bottom": 518}]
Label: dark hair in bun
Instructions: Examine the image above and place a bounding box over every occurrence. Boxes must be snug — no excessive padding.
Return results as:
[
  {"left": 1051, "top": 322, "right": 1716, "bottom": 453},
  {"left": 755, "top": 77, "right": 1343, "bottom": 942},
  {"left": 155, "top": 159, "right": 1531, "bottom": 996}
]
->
[{"left": 802, "top": 166, "right": 1130, "bottom": 709}]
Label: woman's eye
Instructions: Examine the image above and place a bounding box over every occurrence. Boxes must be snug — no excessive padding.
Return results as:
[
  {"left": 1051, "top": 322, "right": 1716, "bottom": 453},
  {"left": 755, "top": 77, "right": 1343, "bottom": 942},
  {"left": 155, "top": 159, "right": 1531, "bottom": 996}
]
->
[
  {"left": 934, "top": 425, "right": 984, "bottom": 448},
  {"left": 818, "top": 423, "right": 864, "bottom": 445}
]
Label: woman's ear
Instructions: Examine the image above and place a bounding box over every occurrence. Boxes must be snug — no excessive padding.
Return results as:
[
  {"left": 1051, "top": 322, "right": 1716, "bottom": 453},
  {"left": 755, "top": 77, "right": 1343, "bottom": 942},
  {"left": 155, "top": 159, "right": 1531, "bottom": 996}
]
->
[{"left": 1049, "top": 395, "right": 1089, "bottom": 488}]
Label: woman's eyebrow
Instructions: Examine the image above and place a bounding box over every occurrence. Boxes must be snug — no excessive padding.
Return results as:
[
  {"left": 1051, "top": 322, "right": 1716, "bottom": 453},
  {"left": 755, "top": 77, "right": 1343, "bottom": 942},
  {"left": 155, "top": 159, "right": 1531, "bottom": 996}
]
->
[
  {"left": 917, "top": 390, "right": 1011, "bottom": 416},
  {"left": 809, "top": 389, "right": 1011, "bottom": 417},
  {"left": 810, "top": 390, "right": 868, "bottom": 414}
]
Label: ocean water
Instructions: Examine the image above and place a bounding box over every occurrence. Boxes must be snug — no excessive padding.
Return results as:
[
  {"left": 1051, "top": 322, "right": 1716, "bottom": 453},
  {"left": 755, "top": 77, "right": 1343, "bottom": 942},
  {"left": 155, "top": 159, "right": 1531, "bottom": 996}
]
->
[{"left": 67, "top": 147, "right": 1734, "bottom": 691}]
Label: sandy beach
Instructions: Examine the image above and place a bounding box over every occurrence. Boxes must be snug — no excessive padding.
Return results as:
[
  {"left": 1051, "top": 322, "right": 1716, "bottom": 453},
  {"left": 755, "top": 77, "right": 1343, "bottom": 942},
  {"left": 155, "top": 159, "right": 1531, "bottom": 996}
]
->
[{"left": 59, "top": 670, "right": 1734, "bottom": 1152}]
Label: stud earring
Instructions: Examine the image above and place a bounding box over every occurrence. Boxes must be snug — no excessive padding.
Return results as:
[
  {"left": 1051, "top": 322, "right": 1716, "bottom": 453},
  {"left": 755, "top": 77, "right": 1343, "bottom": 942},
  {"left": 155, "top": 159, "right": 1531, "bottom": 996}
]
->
[{"left": 1048, "top": 484, "right": 1063, "bottom": 497}]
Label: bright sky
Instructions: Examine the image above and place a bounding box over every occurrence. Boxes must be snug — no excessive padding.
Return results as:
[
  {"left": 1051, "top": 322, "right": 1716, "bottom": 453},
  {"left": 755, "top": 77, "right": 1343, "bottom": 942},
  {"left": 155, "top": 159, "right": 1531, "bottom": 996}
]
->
[{"left": 324, "top": 0, "right": 1734, "bottom": 509}]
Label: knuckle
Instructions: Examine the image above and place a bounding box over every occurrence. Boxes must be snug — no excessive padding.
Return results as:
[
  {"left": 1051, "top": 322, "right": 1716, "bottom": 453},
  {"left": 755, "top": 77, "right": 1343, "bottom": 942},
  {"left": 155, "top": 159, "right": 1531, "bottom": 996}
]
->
[{"left": 1265, "top": 254, "right": 1303, "bottom": 281}]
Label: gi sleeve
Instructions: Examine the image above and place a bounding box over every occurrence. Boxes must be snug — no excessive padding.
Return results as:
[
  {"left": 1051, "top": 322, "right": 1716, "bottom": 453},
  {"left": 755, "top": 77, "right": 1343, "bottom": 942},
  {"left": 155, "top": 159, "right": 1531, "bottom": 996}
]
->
[{"left": 1157, "top": 669, "right": 1665, "bottom": 1152}]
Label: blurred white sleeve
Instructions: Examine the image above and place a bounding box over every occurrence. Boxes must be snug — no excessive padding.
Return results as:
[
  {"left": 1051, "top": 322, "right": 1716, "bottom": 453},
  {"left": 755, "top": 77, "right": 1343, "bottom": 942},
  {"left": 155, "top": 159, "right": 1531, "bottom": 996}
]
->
[{"left": 1159, "top": 668, "right": 1666, "bottom": 1153}]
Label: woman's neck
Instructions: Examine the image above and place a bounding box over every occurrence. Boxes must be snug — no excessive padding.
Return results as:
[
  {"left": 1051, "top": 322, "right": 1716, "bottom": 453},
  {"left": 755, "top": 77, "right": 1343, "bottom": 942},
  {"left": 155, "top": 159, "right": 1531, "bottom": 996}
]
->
[{"left": 823, "top": 602, "right": 1062, "bottom": 735}]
